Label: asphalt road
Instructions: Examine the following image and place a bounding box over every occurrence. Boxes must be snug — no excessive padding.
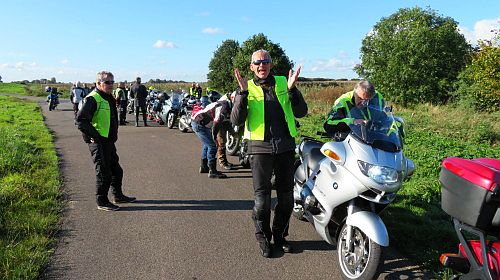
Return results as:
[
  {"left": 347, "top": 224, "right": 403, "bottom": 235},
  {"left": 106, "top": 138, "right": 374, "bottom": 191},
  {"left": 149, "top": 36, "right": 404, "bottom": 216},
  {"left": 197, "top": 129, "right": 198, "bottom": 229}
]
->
[{"left": 37, "top": 99, "right": 429, "bottom": 280}]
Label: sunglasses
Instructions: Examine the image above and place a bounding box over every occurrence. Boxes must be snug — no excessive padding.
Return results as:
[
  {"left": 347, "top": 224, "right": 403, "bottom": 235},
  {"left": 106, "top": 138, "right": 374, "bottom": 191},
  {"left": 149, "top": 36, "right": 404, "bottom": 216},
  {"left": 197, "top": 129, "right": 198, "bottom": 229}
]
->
[
  {"left": 101, "top": 80, "right": 115, "bottom": 85},
  {"left": 252, "top": 59, "right": 271, "bottom": 65}
]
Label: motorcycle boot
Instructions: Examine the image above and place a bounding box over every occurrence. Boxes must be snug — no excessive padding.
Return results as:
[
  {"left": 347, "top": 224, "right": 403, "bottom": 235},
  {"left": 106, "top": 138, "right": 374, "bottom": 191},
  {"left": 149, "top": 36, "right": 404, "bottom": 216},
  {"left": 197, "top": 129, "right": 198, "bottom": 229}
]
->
[
  {"left": 258, "top": 239, "right": 272, "bottom": 258},
  {"left": 111, "top": 185, "right": 136, "bottom": 204},
  {"left": 208, "top": 160, "right": 227, "bottom": 179},
  {"left": 96, "top": 195, "right": 120, "bottom": 211},
  {"left": 199, "top": 159, "right": 209, "bottom": 173}
]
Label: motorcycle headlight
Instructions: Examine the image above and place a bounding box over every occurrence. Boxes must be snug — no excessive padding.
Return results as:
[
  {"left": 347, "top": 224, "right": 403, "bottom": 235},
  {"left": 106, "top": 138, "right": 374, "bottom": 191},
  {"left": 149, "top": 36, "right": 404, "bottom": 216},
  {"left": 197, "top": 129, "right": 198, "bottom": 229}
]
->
[{"left": 357, "top": 161, "right": 399, "bottom": 184}]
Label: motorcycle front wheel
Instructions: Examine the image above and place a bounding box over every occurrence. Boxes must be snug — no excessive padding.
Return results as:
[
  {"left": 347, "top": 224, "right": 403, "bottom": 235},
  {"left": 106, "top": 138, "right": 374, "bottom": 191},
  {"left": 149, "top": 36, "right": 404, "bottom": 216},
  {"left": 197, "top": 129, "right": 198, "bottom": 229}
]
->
[
  {"left": 178, "top": 115, "right": 189, "bottom": 132},
  {"left": 167, "top": 112, "right": 176, "bottom": 129},
  {"left": 337, "top": 223, "right": 382, "bottom": 280},
  {"left": 226, "top": 131, "right": 240, "bottom": 156}
]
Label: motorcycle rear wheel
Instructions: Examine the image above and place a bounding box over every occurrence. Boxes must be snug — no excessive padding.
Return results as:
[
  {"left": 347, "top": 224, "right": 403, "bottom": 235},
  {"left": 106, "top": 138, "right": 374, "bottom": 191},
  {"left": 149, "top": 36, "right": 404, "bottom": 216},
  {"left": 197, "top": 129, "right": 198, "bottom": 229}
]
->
[{"left": 338, "top": 223, "right": 382, "bottom": 280}]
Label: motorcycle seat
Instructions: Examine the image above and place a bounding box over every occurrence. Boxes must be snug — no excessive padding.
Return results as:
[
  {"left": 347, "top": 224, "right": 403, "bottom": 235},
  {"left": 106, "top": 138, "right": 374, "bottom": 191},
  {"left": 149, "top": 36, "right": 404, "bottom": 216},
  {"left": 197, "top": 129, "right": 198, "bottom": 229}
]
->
[{"left": 302, "top": 141, "right": 325, "bottom": 171}]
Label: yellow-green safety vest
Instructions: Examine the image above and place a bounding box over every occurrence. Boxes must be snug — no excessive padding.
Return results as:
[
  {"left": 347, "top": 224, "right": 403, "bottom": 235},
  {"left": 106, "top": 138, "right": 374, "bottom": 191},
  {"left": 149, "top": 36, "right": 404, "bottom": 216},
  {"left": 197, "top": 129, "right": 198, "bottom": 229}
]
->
[
  {"left": 87, "top": 91, "right": 111, "bottom": 138},
  {"left": 244, "top": 76, "right": 297, "bottom": 140}
]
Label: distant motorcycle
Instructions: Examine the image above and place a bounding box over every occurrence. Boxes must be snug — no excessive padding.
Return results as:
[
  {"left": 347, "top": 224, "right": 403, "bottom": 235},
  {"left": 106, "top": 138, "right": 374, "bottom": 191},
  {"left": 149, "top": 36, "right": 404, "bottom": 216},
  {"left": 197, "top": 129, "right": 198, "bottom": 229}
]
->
[
  {"left": 159, "top": 92, "right": 182, "bottom": 129},
  {"left": 178, "top": 94, "right": 196, "bottom": 133},
  {"left": 293, "top": 104, "right": 414, "bottom": 280},
  {"left": 46, "top": 92, "right": 59, "bottom": 111}
]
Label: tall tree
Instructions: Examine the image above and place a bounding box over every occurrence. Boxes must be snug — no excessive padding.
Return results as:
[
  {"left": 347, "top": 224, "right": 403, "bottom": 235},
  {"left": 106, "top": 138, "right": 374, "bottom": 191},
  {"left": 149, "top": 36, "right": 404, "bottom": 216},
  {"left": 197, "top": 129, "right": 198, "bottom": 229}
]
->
[
  {"left": 355, "top": 7, "right": 470, "bottom": 106},
  {"left": 207, "top": 39, "right": 240, "bottom": 93},
  {"left": 233, "top": 33, "right": 293, "bottom": 82}
]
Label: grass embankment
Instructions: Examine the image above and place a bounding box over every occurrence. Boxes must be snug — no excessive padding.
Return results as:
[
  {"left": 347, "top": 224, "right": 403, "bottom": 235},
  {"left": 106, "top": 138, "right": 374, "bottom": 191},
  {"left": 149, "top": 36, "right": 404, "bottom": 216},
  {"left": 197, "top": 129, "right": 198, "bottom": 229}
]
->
[
  {"left": 0, "top": 93, "right": 61, "bottom": 279},
  {"left": 299, "top": 83, "right": 500, "bottom": 276}
]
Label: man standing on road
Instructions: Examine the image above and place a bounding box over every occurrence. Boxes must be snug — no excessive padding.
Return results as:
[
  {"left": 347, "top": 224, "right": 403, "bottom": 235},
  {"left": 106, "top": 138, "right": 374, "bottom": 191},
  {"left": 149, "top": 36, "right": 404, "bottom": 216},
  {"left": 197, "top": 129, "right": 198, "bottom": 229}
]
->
[
  {"left": 231, "top": 49, "right": 308, "bottom": 258},
  {"left": 113, "top": 82, "right": 128, "bottom": 125},
  {"left": 77, "top": 71, "right": 136, "bottom": 211},
  {"left": 70, "top": 81, "right": 86, "bottom": 124},
  {"left": 130, "top": 77, "right": 148, "bottom": 127}
]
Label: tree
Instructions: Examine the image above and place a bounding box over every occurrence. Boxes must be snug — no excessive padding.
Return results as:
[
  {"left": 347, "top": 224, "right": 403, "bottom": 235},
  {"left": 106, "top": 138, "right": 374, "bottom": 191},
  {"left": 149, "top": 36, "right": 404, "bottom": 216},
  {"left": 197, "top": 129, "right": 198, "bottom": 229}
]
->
[
  {"left": 207, "top": 39, "right": 240, "bottom": 93},
  {"left": 454, "top": 32, "right": 500, "bottom": 112},
  {"left": 233, "top": 33, "right": 293, "bottom": 82},
  {"left": 355, "top": 7, "right": 470, "bottom": 106},
  {"left": 50, "top": 77, "right": 56, "bottom": 84}
]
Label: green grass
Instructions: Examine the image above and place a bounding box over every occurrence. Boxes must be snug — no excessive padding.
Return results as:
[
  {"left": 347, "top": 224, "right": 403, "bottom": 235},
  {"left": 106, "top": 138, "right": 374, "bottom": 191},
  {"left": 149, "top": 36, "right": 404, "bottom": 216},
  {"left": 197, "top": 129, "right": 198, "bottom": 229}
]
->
[
  {"left": 299, "top": 91, "right": 499, "bottom": 277},
  {"left": 0, "top": 95, "right": 61, "bottom": 279}
]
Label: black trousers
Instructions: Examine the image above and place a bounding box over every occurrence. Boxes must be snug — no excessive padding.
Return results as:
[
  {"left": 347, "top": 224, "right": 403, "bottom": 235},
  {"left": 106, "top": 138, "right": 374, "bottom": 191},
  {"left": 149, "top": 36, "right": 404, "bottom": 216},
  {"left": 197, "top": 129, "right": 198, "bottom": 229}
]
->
[
  {"left": 119, "top": 100, "right": 127, "bottom": 124},
  {"left": 250, "top": 151, "right": 295, "bottom": 243},
  {"left": 135, "top": 105, "right": 147, "bottom": 125},
  {"left": 72, "top": 103, "right": 79, "bottom": 119},
  {"left": 88, "top": 141, "right": 124, "bottom": 205}
]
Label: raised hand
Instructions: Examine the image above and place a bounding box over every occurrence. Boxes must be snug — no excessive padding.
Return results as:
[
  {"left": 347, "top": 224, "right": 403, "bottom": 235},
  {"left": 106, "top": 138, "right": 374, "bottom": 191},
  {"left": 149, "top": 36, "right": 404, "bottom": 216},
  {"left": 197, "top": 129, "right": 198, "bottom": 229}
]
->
[
  {"left": 288, "top": 65, "right": 301, "bottom": 90},
  {"left": 234, "top": 69, "right": 248, "bottom": 92}
]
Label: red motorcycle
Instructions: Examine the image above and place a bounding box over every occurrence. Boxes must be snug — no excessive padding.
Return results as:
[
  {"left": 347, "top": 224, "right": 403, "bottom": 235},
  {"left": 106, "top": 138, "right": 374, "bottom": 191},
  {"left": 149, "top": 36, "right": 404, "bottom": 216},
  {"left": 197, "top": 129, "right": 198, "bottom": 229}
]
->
[{"left": 439, "top": 157, "right": 500, "bottom": 280}]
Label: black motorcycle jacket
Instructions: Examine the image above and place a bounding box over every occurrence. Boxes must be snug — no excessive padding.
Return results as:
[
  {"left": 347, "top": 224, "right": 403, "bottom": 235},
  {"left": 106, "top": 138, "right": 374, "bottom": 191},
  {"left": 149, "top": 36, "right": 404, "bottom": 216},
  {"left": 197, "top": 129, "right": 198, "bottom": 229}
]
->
[
  {"left": 230, "top": 75, "right": 308, "bottom": 155},
  {"left": 76, "top": 89, "right": 119, "bottom": 143}
]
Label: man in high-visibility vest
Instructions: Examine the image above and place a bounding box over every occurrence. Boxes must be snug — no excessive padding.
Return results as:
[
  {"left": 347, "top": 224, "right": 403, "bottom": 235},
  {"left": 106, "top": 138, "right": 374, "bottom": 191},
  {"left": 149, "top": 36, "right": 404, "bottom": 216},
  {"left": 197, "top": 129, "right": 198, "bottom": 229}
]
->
[
  {"left": 324, "top": 80, "right": 385, "bottom": 135},
  {"left": 77, "top": 71, "right": 136, "bottom": 211},
  {"left": 232, "top": 49, "right": 308, "bottom": 258}
]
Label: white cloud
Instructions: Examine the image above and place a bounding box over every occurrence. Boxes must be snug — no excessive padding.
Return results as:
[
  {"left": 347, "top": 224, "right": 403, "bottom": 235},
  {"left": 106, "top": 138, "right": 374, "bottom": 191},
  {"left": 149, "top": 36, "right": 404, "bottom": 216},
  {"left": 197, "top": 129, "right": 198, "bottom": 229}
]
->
[
  {"left": 458, "top": 18, "right": 500, "bottom": 44},
  {"left": 15, "top": 61, "right": 27, "bottom": 69},
  {"left": 202, "top": 27, "right": 223, "bottom": 34},
  {"left": 153, "top": 40, "right": 176, "bottom": 49},
  {"left": 310, "top": 51, "right": 358, "bottom": 72},
  {"left": 0, "top": 63, "right": 10, "bottom": 69},
  {"left": 199, "top": 11, "right": 210, "bottom": 16},
  {"left": 61, "top": 59, "right": 69, "bottom": 64}
]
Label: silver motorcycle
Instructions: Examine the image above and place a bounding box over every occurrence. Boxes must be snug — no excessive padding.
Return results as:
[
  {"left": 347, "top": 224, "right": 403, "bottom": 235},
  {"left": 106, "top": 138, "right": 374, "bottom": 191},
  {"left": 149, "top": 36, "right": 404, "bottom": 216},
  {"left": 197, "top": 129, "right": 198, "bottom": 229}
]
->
[{"left": 293, "top": 104, "right": 414, "bottom": 280}]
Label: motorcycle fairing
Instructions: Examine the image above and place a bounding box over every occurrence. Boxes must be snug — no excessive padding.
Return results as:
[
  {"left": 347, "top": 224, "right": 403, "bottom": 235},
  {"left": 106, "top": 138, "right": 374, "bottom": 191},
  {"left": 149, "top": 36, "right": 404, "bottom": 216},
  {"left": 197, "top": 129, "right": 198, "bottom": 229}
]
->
[{"left": 346, "top": 211, "right": 389, "bottom": 246}]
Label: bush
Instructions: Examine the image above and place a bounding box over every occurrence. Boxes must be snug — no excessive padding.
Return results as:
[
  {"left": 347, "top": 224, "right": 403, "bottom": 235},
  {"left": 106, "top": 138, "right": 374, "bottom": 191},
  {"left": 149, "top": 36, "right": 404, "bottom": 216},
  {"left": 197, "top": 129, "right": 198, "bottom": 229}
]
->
[{"left": 453, "top": 42, "right": 500, "bottom": 112}]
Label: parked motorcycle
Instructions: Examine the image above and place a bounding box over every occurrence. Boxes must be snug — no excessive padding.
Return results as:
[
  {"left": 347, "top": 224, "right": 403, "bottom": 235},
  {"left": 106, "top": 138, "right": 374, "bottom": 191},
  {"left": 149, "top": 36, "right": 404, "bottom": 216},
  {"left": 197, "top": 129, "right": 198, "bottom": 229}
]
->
[
  {"left": 293, "top": 104, "right": 414, "bottom": 280},
  {"left": 439, "top": 157, "right": 500, "bottom": 280},
  {"left": 159, "top": 92, "right": 182, "bottom": 129},
  {"left": 178, "top": 94, "right": 196, "bottom": 133},
  {"left": 46, "top": 91, "right": 59, "bottom": 111}
]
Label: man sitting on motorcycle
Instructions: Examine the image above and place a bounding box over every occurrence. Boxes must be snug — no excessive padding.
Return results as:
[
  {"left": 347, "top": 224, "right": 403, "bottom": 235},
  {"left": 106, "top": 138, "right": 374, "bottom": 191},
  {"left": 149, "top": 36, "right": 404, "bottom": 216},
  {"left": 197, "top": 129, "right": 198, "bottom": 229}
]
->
[{"left": 324, "top": 80, "right": 385, "bottom": 135}]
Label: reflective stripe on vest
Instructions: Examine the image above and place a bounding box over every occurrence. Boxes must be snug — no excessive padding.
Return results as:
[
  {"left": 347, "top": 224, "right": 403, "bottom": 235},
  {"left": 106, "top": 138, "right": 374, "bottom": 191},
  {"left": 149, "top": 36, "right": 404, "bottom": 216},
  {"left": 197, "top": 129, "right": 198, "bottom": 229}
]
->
[
  {"left": 244, "top": 76, "right": 297, "bottom": 140},
  {"left": 87, "top": 91, "right": 111, "bottom": 138}
]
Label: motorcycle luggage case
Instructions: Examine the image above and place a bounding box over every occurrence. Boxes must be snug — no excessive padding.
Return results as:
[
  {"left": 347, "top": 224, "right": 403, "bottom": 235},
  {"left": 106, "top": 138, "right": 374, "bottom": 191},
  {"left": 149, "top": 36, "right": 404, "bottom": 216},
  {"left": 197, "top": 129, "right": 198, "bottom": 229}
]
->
[{"left": 440, "top": 157, "right": 500, "bottom": 232}]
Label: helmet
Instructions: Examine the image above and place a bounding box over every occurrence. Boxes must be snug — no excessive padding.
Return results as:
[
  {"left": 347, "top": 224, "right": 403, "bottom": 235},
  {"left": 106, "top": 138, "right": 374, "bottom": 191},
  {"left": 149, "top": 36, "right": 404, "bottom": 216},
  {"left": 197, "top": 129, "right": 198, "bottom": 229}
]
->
[
  {"left": 157, "top": 92, "right": 165, "bottom": 101},
  {"left": 149, "top": 86, "right": 154, "bottom": 90},
  {"left": 183, "top": 92, "right": 190, "bottom": 99},
  {"left": 45, "top": 86, "right": 52, "bottom": 92},
  {"left": 200, "top": 96, "right": 210, "bottom": 108},
  {"left": 208, "top": 90, "right": 221, "bottom": 103}
]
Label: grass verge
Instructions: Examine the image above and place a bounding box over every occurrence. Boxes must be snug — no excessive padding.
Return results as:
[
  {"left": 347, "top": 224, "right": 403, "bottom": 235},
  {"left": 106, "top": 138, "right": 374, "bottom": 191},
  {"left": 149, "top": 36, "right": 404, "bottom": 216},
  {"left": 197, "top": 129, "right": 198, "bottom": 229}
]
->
[{"left": 0, "top": 95, "right": 61, "bottom": 279}]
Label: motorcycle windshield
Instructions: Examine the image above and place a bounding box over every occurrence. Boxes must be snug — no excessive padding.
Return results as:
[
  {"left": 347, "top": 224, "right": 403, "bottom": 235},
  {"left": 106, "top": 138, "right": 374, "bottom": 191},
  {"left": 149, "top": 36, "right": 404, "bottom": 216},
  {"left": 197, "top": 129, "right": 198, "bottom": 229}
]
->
[
  {"left": 170, "top": 93, "right": 182, "bottom": 107},
  {"left": 348, "top": 105, "right": 402, "bottom": 152}
]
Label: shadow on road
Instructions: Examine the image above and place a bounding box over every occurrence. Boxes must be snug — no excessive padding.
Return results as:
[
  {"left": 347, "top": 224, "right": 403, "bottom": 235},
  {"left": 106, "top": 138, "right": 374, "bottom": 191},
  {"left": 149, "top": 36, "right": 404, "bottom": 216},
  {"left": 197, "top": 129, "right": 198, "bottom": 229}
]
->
[{"left": 119, "top": 199, "right": 254, "bottom": 211}]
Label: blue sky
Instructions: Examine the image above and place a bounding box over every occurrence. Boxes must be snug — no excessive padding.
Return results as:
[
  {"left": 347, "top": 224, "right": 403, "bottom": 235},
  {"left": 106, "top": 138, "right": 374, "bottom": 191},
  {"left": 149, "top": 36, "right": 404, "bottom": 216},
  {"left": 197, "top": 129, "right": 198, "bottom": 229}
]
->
[{"left": 0, "top": 0, "right": 498, "bottom": 83}]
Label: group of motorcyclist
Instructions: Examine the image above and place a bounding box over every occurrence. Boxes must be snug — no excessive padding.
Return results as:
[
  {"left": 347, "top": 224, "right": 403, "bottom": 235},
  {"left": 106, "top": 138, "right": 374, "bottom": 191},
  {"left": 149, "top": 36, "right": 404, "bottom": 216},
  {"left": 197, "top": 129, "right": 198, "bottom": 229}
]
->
[{"left": 66, "top": 57, "right": 393, "bottom": 261}]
